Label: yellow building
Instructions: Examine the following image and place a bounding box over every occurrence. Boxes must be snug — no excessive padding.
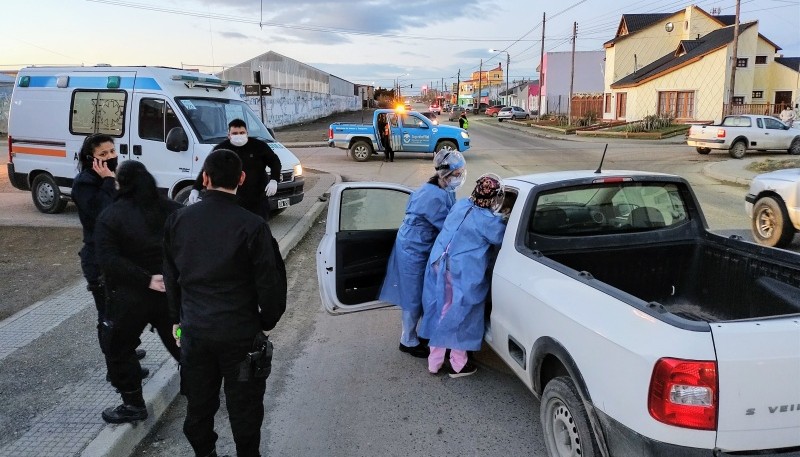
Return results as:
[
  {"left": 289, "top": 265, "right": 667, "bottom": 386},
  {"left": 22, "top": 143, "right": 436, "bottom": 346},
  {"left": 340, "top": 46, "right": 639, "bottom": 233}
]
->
[
  {"left": 458, "top": 64, "right": 503, "bottom": 104},
  {"left": 602, "top": 5, "right": 799, "bottom": 123}
]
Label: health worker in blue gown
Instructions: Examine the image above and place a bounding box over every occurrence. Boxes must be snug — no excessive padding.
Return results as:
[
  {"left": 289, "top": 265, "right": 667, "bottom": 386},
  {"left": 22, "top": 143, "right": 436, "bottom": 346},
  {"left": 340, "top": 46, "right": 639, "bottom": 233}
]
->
[
  {"left": 379, "top": 150, "right": 467, "bottom": 358},
  {"left": 420, "top": 173, "right": 507, "bottom": 377}
]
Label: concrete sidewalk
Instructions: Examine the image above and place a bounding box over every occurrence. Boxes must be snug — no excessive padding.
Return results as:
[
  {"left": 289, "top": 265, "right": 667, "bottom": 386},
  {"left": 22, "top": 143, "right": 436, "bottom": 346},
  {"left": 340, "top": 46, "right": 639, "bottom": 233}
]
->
[{"left": 0, "top": 170, "right": 337, "bottom": 457}]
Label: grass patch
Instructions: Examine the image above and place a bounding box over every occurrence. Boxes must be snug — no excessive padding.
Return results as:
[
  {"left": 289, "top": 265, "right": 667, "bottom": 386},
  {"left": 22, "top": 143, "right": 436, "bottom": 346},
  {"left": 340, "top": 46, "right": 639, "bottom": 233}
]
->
[{"left": 746, "top": 158, "right": 800, "bottom": 173}]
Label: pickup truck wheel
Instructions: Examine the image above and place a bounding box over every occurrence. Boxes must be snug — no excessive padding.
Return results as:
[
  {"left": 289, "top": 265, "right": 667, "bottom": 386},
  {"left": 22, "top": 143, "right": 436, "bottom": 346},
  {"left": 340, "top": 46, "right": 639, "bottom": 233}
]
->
[
  {"left": 541, "top": 376, "right": 598, "bottom": 457},
  {"left": 789, "top": 137, "right": 800, "bottom": 155},
  {"left": 752, "top": 196, "right": 795, "bottom": 248},
  {"left": 350, "top": 140, "right": 373, "bottom": 162},
  {"left": 729, "top": 140, "right": 747, "bottom": 159},
  {"left": 31, "top": 174, "right": 68, "bottom": 214},
  {"left": 695, "top": 147, "right": 711, "bottom": 154},
  {"left": 435, "top": 140, "right": 457, "bottom": 153}
]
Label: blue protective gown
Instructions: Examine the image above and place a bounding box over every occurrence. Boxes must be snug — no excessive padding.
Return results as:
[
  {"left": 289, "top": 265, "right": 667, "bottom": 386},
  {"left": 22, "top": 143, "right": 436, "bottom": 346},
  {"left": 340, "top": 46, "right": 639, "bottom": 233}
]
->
[
  {"left": 379, "top": 183, "right": 455, "bottom": 320},
  {"left": 418, "top": 198, "right": 507, "bottom": 351}
]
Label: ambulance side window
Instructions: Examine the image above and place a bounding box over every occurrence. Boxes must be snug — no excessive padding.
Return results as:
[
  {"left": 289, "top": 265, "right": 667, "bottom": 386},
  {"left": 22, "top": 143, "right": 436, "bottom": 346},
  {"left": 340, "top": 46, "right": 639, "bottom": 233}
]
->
[
  {"left": 70, "top": 90, "right": 127, "bottom": 137},
  {"left": 139, "top": 98, "right": 182, "bottom": 142}
]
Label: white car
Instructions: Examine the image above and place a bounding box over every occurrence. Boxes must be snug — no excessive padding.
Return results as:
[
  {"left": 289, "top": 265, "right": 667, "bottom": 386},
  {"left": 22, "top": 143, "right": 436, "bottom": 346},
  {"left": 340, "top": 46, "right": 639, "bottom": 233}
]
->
[
  {"left": 428, "top": 104, "right": 442, "bottom": 114},
  {"left": 745, "top": 168, "right": 800, "bottom": 247},
  {"left": 687, "top": 115, "right": 800, "bottom": 159},
  {"left": 317, "top": 172, "right": 800, "bottom": 456},
  {"left": 497, "top": 106, "right": 529, "bottom": 121}
]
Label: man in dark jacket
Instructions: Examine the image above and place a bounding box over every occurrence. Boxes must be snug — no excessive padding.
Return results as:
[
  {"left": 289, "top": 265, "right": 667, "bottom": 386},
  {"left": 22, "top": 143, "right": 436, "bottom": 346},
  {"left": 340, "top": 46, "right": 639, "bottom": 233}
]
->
[
  {"left": 164, "top": 149, "right": 287, "bottom": 457},
  {"left": 187, "top": 118, "right": 282, "bottom": 221}
]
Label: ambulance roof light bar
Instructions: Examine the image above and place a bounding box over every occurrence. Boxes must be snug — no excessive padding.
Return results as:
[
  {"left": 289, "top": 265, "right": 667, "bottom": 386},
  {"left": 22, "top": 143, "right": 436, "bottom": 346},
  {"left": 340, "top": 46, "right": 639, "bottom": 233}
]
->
[{"left": 170, "top": 74, "right": 242, "bottom": 90}]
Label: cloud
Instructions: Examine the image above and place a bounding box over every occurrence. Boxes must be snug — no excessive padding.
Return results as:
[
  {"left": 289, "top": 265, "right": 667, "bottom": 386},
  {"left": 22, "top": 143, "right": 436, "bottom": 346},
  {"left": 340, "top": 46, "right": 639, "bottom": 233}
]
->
[
  {"left": 191, "top": 0, "right": 489, "bottom": 45},
  {"left": 218, "top": 31, "right": 250, "bottom": 40}
]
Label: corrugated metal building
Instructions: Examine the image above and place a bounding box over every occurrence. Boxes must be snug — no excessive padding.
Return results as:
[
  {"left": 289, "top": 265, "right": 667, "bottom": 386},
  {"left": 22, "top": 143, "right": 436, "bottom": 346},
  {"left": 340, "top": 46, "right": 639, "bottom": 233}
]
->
[{"left": 219, "top": 51, "right": 358, "bottom": 128}]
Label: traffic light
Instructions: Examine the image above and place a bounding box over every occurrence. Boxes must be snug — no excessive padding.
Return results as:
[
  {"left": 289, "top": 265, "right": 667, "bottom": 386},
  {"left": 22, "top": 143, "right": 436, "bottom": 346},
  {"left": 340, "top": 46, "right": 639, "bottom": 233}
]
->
[{"left": 253, "top": 70, "right": 262, "bottom": 84}]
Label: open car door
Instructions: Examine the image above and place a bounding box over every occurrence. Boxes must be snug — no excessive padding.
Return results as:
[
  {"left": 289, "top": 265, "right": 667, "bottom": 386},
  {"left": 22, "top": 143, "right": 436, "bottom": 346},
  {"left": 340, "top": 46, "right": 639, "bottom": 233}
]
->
[{"left": 317, "top": 182, "right": 413, "bottom": 314}]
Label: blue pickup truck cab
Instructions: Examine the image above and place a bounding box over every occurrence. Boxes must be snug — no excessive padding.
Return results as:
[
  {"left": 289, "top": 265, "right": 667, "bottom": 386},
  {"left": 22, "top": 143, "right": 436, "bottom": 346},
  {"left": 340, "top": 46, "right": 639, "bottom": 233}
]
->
[{"left": 328, "top": 108, "right": 470, "bottom": 162}]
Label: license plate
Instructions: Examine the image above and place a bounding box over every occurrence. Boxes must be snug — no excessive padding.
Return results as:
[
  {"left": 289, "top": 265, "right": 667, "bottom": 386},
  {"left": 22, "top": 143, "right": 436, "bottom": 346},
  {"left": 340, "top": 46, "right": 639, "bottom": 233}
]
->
[{"left": 277, "top": 198, "right": 290, "bottom": 209}]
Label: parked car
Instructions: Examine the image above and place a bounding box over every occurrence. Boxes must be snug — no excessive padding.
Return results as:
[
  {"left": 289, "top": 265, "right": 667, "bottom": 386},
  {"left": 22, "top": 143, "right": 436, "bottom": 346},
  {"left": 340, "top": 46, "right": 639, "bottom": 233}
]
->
[
  {"left": 428, "top": 104, "right": 441, "bottom": 114},
  {"left": 746, "top": 168, "right": 800, "bottom": 247},
  {"left": 485, "top": 105, "right": 506, "bottom": 117},
  {"left": 420, "top": 111, "right": 439, "bottom": 125},
  {"left": 317, "top": 170, "right": 800, "bottom": 456},
  {"left": 448, "top": 105, "right": 467, "bottom": 121},
  {"left": 687, "top": 114, "right": 800, "bottom": 159},
  {"left": 497, "top": 106, "right": 529, "bottom": 121}
]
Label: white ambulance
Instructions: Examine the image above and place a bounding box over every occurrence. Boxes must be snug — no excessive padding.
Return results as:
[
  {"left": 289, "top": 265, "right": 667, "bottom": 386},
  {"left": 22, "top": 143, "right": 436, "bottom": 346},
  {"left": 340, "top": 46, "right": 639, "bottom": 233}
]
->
[{"left": 7, "top": 66, "right": 304, "bottom": 213}]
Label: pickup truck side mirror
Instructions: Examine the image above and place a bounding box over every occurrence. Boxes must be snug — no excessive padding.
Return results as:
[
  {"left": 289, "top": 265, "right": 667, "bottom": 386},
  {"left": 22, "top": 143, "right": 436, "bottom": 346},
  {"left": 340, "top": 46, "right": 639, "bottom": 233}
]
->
[
  {"left": 166, "top": 127, "right": 189, "bottom": 152},
  {"left": 267, "top": 127, "right": 277, "bottom": 139}
]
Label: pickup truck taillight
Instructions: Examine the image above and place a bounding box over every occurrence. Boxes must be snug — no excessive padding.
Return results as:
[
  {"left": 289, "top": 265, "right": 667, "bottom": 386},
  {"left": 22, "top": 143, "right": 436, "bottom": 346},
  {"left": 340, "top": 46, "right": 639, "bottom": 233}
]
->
[
  {"left": 648, "top": 358, "right": 717, "bottom": 431},
  {"left": 328, "top": 127, "right": 333, "bottom": 140},
  {"left": 716, "top": 129, "right": 726, "bottom": 138}
]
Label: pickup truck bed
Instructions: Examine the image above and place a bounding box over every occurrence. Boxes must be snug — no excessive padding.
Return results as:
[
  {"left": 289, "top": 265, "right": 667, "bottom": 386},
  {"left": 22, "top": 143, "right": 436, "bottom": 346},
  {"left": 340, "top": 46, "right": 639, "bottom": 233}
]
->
[{"left": 546, "top": 238, "right": 800, "bottom": 323}]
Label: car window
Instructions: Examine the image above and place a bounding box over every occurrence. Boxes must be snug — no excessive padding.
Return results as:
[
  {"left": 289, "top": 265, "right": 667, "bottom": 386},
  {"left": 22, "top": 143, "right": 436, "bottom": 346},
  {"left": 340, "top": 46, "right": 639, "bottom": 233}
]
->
[
  {"left": 721, "top": 116, "right": 752, "bottom": 127},
  {"left": 527, "top": 182, "right": 689, "bottom": 238},
  {"left": 764, "top": 118, "right": 786, "bottom": 130},
  {"left": 339, "top": 188, "right": 409, "bottom": 231},
  {"left": 500, "top": 107, "right": 511, "bottom": 112}
]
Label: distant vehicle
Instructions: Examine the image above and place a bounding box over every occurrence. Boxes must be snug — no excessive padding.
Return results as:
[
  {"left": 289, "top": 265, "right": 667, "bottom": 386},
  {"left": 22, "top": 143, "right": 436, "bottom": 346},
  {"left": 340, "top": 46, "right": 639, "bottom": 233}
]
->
[
  {"left": 466, "top": 102, "right": 489, "bottom": 114},
  {"left": 497, "top": 106, "right": 529, "bottom": 121},
  {"left": 746, "top": 168, "right": 800, "bottom": 247},
  {"left": 420, "top": 111, "right": 439, "bottom": 125},
  {"left": 448, "top": 105, "right": 467, "bottom": 121},
  {"left": 428, "top": 103, "right": 441, "bottom": 114},
  {"left": 687, "top": 114, "right": 800, "bottom": 159},
  {"left": 328, "top": 108, "right": 469, "bottom": 162},
  {"left": 485, "top": 105, "right": 506, "bottom": 117},
  {"left": 443, "top": 103, "right": 452, "bottom": 112}
]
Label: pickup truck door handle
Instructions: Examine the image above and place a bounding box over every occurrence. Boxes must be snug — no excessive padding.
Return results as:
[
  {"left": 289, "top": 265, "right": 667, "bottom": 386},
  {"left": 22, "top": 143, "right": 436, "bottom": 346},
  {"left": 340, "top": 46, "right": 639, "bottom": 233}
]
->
[
  {"left": 119, "top": 144, "right": 128, "bottom": 155},
  {"left": 133, "top": 145, "right": 142, "bottom": 156}
]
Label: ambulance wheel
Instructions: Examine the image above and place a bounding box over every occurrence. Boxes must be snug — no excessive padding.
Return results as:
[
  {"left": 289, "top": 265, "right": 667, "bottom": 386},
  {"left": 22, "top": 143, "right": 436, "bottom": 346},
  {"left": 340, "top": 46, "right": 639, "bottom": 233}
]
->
[
  {"left": 31, "top": 174, "right": 67, "bottom": 214},
  {"left": 173, "top": 186, "right": 197, "bottom": 206},
  {"left": 350, "top": 140, "right": 373, "bottom": 162}
]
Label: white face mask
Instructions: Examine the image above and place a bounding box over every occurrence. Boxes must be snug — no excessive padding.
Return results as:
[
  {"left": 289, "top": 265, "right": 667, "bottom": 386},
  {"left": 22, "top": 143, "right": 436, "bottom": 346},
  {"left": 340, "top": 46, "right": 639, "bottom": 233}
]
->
[
  {"left": 446, "top": 175, "right": 465, "bottom": 191},
  {"left": 230, "top": 134, "right": 248, "bottom": 147}
]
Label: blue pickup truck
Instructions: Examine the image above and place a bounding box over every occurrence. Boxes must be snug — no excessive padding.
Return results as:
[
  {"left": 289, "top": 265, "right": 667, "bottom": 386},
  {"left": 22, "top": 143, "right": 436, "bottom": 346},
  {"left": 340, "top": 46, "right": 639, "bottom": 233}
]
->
[{"left": 328, "top": 108, "right": 470, "bottom": 162}]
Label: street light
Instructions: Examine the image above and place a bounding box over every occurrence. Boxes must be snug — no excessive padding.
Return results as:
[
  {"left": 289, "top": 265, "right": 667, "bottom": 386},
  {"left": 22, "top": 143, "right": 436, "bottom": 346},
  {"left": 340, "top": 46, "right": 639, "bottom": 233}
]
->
[
  {"left": 396, "top": 73, "right": 409, "bottom": 100},
  {"left": 490, "top": 49, "right": 510, "bottom": 107}
]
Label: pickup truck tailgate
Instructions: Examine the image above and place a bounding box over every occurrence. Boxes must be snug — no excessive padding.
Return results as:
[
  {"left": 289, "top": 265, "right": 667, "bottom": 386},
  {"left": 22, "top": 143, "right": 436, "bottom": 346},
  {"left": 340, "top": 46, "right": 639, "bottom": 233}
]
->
[{"left": 712, "top": 317, "right": 800, "bottom": 451}]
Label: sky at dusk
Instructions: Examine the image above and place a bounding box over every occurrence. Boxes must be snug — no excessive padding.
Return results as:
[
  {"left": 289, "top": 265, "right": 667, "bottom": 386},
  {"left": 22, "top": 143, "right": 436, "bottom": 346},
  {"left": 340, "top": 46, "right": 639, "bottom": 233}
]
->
[{"left": 3, "top": 0, "right": 798, "bottom": 94}]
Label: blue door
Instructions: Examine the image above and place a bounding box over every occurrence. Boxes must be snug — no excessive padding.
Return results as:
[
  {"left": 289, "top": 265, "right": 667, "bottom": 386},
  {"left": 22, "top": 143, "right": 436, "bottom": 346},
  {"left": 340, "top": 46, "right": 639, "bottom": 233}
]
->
[{"left": 397, "top": 113, "right": 433, "bottom": 153}]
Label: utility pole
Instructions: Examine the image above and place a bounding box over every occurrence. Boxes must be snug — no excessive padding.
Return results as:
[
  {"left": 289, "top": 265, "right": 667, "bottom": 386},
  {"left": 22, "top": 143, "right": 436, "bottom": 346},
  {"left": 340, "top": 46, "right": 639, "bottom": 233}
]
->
[
  {"left": 568, "top": 21, "right": 577, "bottom": 125},
  {"left": 477, "top": 59, "right": 483, "bottom": 114},
  {"left": 456, "top": 69, "right": 461, "bottom": 106},
  {"left": 727, "top": 0, "right": 741, "bottom": 115},
  {"left": 441, "top": 77, "right": 444, "bottom": 105},
  {"left": 505, "top": 53, "right": 510, "bottom": 108},
  {"left": 538, "top": 12, "right": 546, "bottom": 119}
]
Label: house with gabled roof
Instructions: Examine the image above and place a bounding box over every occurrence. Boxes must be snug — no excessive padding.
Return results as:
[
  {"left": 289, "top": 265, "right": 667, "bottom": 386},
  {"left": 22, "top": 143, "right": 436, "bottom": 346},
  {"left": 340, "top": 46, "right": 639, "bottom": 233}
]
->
[{"left": 602, "top": 4, "right": 799, "bottom": 123}]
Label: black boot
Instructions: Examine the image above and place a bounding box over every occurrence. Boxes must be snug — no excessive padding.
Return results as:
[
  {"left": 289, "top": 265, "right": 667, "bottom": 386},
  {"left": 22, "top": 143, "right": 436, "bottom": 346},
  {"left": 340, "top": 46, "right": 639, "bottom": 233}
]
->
[
  {"left": 135, "top": 348, "right": 146, "bottom": 360},
  {"left": 102, "top": 389, "right": 147, "bottom": 424}
]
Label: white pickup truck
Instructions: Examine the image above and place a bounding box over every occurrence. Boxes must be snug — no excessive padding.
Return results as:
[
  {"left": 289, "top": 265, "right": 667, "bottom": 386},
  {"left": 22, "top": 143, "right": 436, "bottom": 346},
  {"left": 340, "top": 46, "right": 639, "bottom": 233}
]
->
[
  {"left": 317, "top": 171, "right": 800, "bottom": 457},
  {"left": 687, "top": 114, "right": 800, "bottom": 159}
]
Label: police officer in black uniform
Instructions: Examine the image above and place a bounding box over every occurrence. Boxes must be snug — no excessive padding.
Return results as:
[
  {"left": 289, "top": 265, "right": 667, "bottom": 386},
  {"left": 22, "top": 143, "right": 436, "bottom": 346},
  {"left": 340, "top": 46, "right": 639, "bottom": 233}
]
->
[
  {"left": 94, "top": 161, "right": 182, "bottom": 423},
  {"left": 164, "top": 149, "right": 287, "bottom": 457},
  {"left": 187, "top": 118, "right": 281, "bottom": 221}
]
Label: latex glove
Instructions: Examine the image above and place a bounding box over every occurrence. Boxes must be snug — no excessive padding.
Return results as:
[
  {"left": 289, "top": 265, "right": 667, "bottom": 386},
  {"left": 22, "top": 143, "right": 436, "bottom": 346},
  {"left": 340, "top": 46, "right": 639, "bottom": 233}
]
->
[
  {"left": 149, "top": 274, "right": 166, "bottom": 292},
  {"left": 187, "top": 189, "right": 201, "bottom": 205},
  {"left": 265, "top": 179, "right": 278, "bottom": 197}
]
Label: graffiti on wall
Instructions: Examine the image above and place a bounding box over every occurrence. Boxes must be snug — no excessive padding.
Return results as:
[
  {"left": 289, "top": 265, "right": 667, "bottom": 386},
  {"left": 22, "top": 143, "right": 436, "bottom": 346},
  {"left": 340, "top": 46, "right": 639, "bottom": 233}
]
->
[
  {"left": 0, "top": 86, "right": 11, "bottom": 134},
  {"left": 234, "top": 87, "right": 358, "bottom": 128}
]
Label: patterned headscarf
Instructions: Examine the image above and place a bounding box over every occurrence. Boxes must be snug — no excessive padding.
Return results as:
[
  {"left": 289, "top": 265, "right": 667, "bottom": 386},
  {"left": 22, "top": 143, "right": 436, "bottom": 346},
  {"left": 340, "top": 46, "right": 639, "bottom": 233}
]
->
[{"left": 471, "top": 173, "right": 504, "bottom": 210}]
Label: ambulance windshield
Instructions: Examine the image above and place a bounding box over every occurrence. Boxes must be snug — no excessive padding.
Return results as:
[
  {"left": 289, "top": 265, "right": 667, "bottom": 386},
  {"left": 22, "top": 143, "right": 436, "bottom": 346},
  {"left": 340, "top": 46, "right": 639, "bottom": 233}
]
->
[{"left": 176, "top": 97, "right": 275, "bottom": 144}]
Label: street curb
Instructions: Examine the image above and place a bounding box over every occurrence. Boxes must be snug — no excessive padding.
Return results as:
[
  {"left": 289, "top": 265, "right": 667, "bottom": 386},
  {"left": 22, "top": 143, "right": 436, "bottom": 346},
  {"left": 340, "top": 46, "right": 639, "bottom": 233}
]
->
[
  {"left": 79, "top": 171, "right": 342, "bottom": 457},
  {"left": 281, "top": 141, "right": 327, "bottom": 148},
  {"left": 701, "top": 161, "right": 753, "bottom": 187}
]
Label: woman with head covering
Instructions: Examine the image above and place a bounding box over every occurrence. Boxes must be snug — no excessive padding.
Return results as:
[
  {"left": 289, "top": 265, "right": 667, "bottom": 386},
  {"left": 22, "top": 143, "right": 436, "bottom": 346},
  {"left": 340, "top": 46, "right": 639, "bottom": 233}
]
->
[
  {"left": 379, "top": 150, "right": 467, "bottom": 358},
  {"left": 94, "top": 161, "right": 183, "bottom": 423},
  {"left": 419, "top": 173, "right": 507, "bottom": 377}
]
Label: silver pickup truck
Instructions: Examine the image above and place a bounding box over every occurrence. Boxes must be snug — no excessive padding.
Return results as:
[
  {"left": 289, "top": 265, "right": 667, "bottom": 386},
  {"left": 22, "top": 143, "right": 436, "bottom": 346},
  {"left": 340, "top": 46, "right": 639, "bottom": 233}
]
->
[{"left": 687, "top": 114, "right": 800, "bottom": 159}]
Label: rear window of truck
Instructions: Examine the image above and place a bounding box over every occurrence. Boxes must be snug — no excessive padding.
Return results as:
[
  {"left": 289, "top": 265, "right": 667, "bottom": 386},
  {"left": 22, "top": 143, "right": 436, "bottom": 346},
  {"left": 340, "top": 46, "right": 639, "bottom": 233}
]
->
[
  {"left": 527, "top": 182, "right": 689, "bottom": 238},
  {"left": 721, "top": 116, "right": 752, "bottom": 127}
]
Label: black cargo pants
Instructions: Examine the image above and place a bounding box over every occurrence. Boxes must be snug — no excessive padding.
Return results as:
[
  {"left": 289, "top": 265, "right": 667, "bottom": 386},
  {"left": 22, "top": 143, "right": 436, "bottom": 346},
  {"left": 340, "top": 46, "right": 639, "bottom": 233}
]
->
[{"left": 180, "top": 334, "right": 267, "bottom": 457}]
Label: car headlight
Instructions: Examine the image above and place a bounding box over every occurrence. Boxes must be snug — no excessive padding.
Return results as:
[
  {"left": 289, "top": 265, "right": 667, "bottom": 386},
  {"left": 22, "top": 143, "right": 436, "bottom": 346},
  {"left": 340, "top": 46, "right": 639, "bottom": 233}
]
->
[
  {"left": 293, "top": 164, "right": 303, "bottom": 177},
  {"left": 460, "top": 131, "right": 469, "bottom": 139}
]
